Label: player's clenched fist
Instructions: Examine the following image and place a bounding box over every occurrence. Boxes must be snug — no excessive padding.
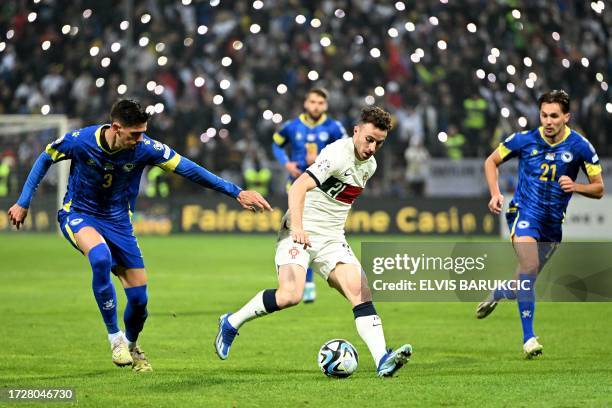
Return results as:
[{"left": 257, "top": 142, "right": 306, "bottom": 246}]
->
[
  {"left": 236, "top": 190, "right": 273, "bottom": 212},
  {"left": 488, "top": 194, "right": 504, "bottom": 215},
  {"left": 7, "top": 204, "right": 28, "bottom": 230},
  {"left": 558, "top": 175, "right": 575, "bottom": 193}
]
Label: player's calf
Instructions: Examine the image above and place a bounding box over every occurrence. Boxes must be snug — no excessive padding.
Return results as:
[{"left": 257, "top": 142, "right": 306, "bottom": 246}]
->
[
  {"left": 275, "top": 287, "right": 303, "bottom": 308},
  {"left": 89, "top": 243, "right": 120, "bottom": 334},
  {"left": 124, "top": 285, "right": 148, "bottom": 346}
]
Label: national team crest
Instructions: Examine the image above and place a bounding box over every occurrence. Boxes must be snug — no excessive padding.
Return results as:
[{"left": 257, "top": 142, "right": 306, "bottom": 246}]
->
[
  {"left": 319, "top": 132, "right": 329, "bottom": 142},
  {"left": 123, "top": 163, "right": 135, "bottom": 172},
  {"left": 561, "top": 151, "right": 573, "bottom": 163},
  {"left": 153, "top": 141, "right": 164, "bottom": 150},
  {"left": 316, "top": 159, "right": 331, "bottom": 172},
  {"left": 289, "top": 247, "right": 300, "bottom": 259}
]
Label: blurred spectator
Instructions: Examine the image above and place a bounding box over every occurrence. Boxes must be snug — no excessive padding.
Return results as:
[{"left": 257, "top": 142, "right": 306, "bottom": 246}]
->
[
  {"left": 404, "top": 139, "right": 430, "bottom": 196},
  {"left": 0, "top": 0, "right": 610, "bottom": 197}
]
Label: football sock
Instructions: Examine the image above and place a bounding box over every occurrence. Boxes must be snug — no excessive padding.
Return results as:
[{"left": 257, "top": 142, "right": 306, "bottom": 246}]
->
[
  {"left": 306, "top": 267, "right": 314, "bottom": 283},
  {"left": 517, "top": 274, "right": 536, "bottom": 343},
  {"left": 492, "top": 286, "right": 517, "bottom": 301},
  {"left": 353, "top": 301, "right": 387, "bottom": 367},
  {"left": 124, "top": 285, "right": 148, "bottom": 344},
  {"left": 108, "top": 331, "right": 125, "bottom": 345},
  {"left": 89, "top": 243, "right": 119, "bottom": 334},
  {"left": 228, "top": 289, "right": 279, "bottom": 329}
]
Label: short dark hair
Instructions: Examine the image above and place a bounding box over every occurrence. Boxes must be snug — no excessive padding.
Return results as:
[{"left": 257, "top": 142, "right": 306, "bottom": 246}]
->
[
  {"left": 359, "top": 106, "right": 392, "bottom": 131},
  {"left": 538, "top": 90, "right": 570, "bottom": 113},
  {"left": 306, "top": 88, "right": 328, "bottom": 100},
  {"left": 110, "top": 99, "right": 150, "bottom": 126}
]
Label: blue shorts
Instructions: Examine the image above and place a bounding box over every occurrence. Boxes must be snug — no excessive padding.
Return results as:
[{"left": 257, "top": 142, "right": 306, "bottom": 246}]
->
[
  {"left": 57, "top": 210, "right": 145, "bottom": 269},
  {"left": 506, "top": 207, "right": 562, "bottom": 243}
]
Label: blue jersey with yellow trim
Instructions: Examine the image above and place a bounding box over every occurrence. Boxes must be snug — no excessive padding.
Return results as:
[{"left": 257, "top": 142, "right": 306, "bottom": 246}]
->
[
  {"left": 273, "top": 113, "right": 347, "bottom": 177},
  {"left": 499, "top": 126, "right": 602, "bottom": 223},
  {"left": 46, "top": 124, "right": 182, "bottom": 222}
]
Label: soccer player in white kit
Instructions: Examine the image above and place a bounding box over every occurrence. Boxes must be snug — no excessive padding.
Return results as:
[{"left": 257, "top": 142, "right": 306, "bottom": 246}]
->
[{"left": 215, "top": 107, "right": 412, "bottom": 377}]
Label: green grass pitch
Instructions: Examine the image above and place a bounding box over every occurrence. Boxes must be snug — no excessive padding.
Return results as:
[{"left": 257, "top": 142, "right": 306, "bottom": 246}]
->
[{"left": 0, "top": 234, "right": 610, "bottom": 407}]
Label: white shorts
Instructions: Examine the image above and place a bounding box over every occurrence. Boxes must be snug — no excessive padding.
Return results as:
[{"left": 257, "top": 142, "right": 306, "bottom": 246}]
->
[{"left": 274, "top": 222, "right": 361, "bottom": 280}]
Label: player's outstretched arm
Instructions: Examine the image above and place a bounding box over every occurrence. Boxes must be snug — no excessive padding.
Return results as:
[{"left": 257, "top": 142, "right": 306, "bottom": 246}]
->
[
  {"left": 8, "top": 152, "right": 54, "bottom": 229},
  {"left": 287, "top": 173, "right": 317, "bottom": 248},
  {"left": 558, "top": 174, "right": 604, "bottom": 199},
  {"left": 484, "top": 149, "right": 504, "bottom": 214},
  {"left": 172, "top": 156, "right": 272, "bottom": 211}
]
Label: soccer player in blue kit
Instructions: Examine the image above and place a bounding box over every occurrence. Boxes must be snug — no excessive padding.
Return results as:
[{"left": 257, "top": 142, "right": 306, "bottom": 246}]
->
[
  {"left": 477, "top": 90, "right": 604, "bottom": 358},
  {"left": 272, "top": 88, "right": 348, "bottom": 303},
  {"left": 7, "top": 99, "right": 271, "bottom": 372}
]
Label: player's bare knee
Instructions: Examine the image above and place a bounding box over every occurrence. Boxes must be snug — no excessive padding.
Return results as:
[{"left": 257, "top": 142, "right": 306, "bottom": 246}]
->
[
  {"left": 276, "top": 288, "right": 302, "bottom": 308},
  {"left": 519, "top": 261, "right": 539, "bottom": 275}
]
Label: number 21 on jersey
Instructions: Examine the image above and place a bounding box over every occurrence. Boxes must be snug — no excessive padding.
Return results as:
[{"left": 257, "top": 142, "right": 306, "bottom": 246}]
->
[{"left": 539, "top": 163, "right": 556, "bottom": 182}]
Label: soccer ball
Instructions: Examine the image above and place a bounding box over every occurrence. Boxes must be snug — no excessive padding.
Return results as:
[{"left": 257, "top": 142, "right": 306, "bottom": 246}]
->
[{"left": 317, "top": 339, "right": 359, "bottom": 378}]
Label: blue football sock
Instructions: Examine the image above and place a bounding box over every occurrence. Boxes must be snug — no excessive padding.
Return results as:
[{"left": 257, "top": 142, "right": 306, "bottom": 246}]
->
[
  {"left": 493, "top": 286, "right": 517, "bottom": 301},
  {"left": 306, "top": 267, "right": 314, "bottom": 283},
  {"left": 88, "top": 243, "right": 119, "bottom": 334},
  {"left": 517, "top": 274, "right": 536, "bottom": 343},
  {"left": 124, "top": 285, "right": 148, "bottom": 343}
]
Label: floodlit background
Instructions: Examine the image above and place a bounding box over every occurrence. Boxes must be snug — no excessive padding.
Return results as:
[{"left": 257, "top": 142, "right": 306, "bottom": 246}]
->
[{"left": 0, "top": 1, "right": 611, "bottom": 406}]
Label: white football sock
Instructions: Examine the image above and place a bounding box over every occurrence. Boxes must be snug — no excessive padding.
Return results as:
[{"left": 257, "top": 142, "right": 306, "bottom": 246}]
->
[
  {"left": 228, "top": 290, "right": 268, "bottom": 329},
  {"left": 355, "top": 315, "right": 387, "bottom": 367},
  {"left": 108, "top": 330, "right": 124, "bottom": 346}
]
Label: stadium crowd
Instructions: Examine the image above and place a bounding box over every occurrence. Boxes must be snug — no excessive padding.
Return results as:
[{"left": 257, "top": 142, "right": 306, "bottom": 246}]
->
[{"left": 0, "top": 0, "right": 610, "bottom": 196}]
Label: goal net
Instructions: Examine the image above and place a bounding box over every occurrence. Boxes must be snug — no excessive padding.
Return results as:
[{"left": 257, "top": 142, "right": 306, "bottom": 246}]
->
[{"left": 0, "top": 115, "right": 73, "bottom": 233}]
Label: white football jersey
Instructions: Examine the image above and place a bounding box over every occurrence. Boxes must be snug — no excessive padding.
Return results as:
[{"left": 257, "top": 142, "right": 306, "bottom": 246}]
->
[{"left": 294, "top": 137, "right": 377, "bottom": 236}]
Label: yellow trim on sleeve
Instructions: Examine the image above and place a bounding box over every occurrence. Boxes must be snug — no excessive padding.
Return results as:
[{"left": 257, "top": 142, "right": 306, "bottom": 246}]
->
[
  {"left": 585, "top": 162, "right": 602, "bottom": 177},
  {"left": 497, "top": 144, "right": 512, "bottom": 160},
  {"left": 273, "top": 132, "right": 285, "bottom": 145},
  {"left": 45, "top": 144, "right": 66, "bottom": 162},
  {"left": 158, "top": 154, "right": 181, "bottom": 172},
  {"left": 62, "top": 200, "right": 72, "bottom": 212}
]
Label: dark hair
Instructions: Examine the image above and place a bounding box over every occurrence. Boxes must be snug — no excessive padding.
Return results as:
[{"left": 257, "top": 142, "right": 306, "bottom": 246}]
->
[
  {"left": 538, "top": 90, "right": 570, "bottom": 113},
  {"left": 306, "top": 88, "right": 328, "bottom": 100},
  {"left": 110, "top": 99, "right": 150, "bottom": 126},
  {"left": 359, "top": 106, "right": 392, "bottom": 131}
]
